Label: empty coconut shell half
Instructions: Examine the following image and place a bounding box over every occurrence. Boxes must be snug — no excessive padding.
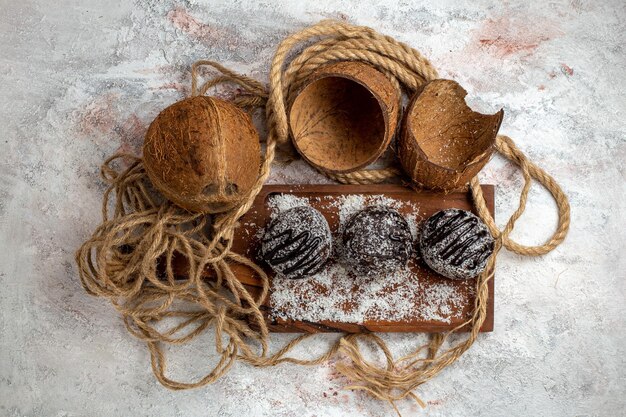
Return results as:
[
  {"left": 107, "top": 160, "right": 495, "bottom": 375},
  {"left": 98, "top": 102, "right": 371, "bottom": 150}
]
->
[
  {"left": 143, "top": 96, "right": 261, "bottom": 214},
  {"left": 288, "top": 61, "right": 401, "bottom": 173},
  {"left": 399, "top": 79, "right": 503, "bottom": 190}
]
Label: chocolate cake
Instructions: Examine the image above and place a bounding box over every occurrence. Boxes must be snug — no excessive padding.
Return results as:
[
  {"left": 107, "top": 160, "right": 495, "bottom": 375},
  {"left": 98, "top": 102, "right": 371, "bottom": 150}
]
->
[
  {"left": 342, "top": 206, "right": 413, "bottom": 275},
  {"left": 260, "top": 206, "right": 332, "bottom": 278},
  {"left": 419, "top": 208, "right": 494, "bottom": 280}
]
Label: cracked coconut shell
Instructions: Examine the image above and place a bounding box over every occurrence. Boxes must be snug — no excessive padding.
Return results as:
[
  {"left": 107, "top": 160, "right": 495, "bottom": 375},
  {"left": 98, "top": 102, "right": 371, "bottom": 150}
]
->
[
  {"left": 143, "top": 96, "right": 260, "bottom": 213},
  {"left": 399, "top": 79, "right": 503, "bottom": 191}
]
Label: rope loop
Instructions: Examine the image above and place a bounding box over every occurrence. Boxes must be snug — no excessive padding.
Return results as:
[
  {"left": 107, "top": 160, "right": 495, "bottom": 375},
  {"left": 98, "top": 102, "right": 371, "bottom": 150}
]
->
[
  {"left": 471, "top": 135, "right": 571, "bottom": 256},
  {"left": 191, "top": 60, "right": 268, "bottom": 109}
]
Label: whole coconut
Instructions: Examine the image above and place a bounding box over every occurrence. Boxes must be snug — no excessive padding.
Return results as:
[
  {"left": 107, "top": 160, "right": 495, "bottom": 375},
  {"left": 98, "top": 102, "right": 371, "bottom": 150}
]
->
[{"left": 143, "top": 96, "right": 261, "bottom": 213}]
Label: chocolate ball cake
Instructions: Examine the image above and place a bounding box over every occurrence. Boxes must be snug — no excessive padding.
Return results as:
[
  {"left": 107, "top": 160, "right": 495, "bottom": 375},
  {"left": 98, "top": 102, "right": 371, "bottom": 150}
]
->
[
  {"left": 342, "top": 206, "right": 413, "bottom": 275},
  {"left": 260, "top": 206, "right": 332, "bottom": 279},
  {"left": 419, "top": 208, "right": 494, "bottom": 280}
]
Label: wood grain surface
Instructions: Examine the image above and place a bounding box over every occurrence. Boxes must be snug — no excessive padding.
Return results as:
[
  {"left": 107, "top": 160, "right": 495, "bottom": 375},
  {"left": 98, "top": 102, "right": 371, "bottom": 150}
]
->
[{"left": 174, "top": 184, "right": 495, "bottom": 333}]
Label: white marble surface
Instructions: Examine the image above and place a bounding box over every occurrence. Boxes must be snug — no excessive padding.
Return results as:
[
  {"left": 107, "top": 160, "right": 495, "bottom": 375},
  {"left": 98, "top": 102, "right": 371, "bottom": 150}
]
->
[{"left": 1, "top": 1, "right": 625, "bottom": 416}]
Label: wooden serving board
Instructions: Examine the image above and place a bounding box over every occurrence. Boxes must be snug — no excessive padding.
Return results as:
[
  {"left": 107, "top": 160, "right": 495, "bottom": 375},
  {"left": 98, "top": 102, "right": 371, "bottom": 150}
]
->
[{"left": 175, "top": 184, "right": 494, "bottom": 333}]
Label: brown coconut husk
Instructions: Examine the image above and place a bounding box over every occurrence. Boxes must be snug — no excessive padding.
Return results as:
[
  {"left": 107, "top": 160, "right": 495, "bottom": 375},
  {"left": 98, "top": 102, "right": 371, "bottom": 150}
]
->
[
  {"left": 399, "top": 79, "right": 504, "bottom": 191},
  {"left": 288, "top": 61, "right": 401, "bottom": 173},
  {"left": 143, "top": 96, "right": 261, "bottom": 213}
]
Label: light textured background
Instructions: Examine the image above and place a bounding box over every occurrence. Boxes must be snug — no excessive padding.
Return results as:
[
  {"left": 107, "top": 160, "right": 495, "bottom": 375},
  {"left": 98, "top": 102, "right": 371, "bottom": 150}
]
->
[{"left": 1, "top": 1, "right": 625, "bottom": 416}]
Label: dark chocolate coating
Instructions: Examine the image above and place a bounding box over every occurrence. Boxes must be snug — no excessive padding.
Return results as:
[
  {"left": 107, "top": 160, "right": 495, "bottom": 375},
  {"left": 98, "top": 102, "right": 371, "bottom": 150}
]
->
[
  {"left": 261, "top": 206, "right": 332, "bottom": 278},
  {"left": 419, "top": 208, "right": 494, "bottom": 280},
  {"left": 342, "top": 206, "right": 413, "bottom": 274}
]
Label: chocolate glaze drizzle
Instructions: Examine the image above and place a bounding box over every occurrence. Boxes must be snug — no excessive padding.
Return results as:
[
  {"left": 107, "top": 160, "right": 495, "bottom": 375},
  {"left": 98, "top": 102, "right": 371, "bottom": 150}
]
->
[
  {"left": 262, "top": 229, "right": 324, "bottom": 276},
  {"left": 261, "top": 206, "right": 331, "bottom": 278},
  {"left": 422, "top": 210, "right": 493, "bottom": 270}
]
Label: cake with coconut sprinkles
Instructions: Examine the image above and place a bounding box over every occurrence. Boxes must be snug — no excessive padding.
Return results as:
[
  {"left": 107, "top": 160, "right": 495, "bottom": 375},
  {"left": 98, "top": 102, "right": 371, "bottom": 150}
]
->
[
  {"left": 419, "top": 208, "right": 494, "bottom": 280},
  {"left": 260, "top": 206, "right": 332, "bottom": 279},
  {"left": 342, "top": 206, "right": 413, "bottom": 275}
]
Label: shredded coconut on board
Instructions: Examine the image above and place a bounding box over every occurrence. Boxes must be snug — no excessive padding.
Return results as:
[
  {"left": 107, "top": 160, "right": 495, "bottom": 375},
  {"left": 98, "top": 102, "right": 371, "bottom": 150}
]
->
[
  {"left": 263, "top": 193, "right": 470, "bottom": 324},
  {"left": 267, "top": 193, "right": 310, "bottom": 217}
]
